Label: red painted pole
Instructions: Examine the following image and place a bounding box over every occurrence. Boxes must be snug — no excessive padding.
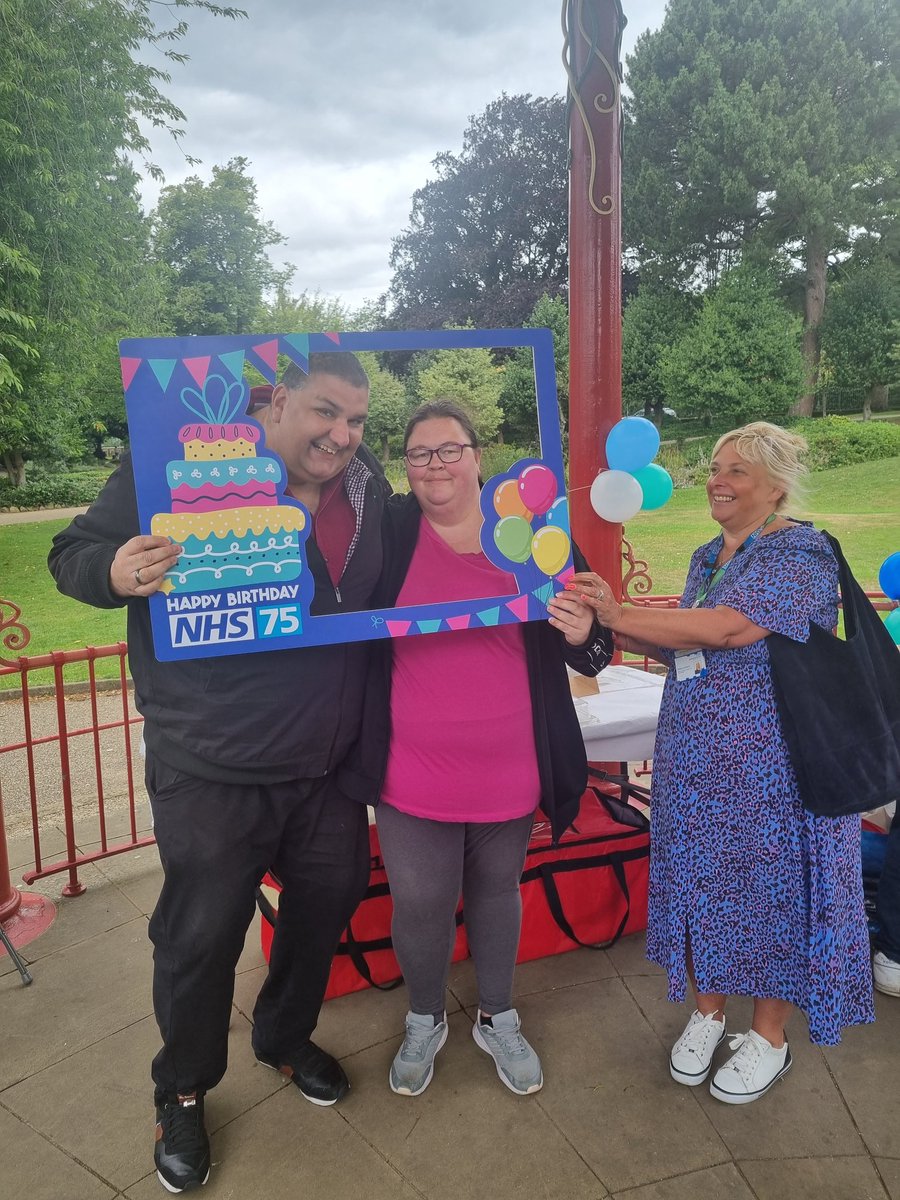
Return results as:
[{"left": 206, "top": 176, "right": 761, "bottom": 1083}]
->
[
  {"left": 0, "top": 775, "right": 22, "bottom": 923},
  {"left": 565, "top": 0, "right": 625, "bottom": 594}
]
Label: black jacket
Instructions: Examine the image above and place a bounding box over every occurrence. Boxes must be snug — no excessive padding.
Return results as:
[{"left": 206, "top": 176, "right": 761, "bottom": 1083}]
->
[
  {"left": 48, "top": 450, "right": 388, "bottom": 784},
  {"left": 336, "top": 493, "right": 613, "bottom": 841}
]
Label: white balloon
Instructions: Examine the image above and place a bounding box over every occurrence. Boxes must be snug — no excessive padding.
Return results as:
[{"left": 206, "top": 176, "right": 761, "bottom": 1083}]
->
[{"left": 589, "top": 470, "right": 644, "bottom": 523}]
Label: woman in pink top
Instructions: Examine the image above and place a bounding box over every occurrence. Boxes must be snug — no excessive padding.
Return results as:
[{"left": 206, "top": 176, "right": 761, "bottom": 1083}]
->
[{"left": 351, "top": 400, "right": 611, "bottom": 1098}]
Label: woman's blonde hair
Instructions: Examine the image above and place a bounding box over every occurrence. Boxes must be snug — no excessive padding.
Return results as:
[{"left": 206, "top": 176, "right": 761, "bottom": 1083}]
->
[{"left": 711, "top": 421, "right": 808, "bottom": 512}]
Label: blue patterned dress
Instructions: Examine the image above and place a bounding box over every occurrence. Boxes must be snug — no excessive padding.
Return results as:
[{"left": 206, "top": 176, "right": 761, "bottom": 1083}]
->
[{"left": 646, "top": 523, "right": 875, "bottom": 1044}]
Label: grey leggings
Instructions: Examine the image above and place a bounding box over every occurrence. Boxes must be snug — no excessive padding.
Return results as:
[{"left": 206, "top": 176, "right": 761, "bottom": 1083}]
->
[{"left": 375, "top": 803, "right": 535, "bottom": 1016}]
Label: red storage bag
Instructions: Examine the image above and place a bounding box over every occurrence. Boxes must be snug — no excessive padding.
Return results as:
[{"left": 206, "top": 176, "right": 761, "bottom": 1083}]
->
[
  {"left": 258, "top": 778, "right": 650, "bottom": 999},
  {"left": 258, "top": 821, "right": 469, "bottom": 1001},
  {"left": 517, "top": 784, "right": 650, "bottom": 961}
]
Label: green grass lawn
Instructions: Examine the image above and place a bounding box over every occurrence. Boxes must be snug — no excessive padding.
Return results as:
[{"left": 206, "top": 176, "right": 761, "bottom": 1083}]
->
[
  {"left": 624, "top": 455, "right": 900, "bottom": 594},
  {"left": 1, "top": 455, "right": 897, "bottom": 689},
  {"left": 0, "top": 520, "right": 127, "bottom": 689}
]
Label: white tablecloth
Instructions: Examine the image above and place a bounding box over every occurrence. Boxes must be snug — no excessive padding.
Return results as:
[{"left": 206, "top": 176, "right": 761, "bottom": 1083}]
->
[{"left": 572, "top": 664, "right": 665, "bottom": 763}]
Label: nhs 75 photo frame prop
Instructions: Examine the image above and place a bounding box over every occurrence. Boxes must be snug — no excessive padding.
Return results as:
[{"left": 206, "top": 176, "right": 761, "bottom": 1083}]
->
[{"left": 119, "top": 327, "right": 574, "bottom": 661}]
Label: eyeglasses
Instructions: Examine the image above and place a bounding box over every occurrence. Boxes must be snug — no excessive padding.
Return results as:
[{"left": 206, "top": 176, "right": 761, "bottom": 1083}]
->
[{"left": 403, "top": 443, "right": 474, "bottom": 467}]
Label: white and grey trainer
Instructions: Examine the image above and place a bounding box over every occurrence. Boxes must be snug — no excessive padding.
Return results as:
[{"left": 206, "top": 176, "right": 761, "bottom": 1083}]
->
[
  {"left": 472, "top": 1009, "right": 543, "bottom": 1095},
  {"left": 710, "top": 1029, "right": 791, "bottom": 1104},
  {"left": 669, "top": 1009, "right": 727, "bottom": 1086},
  {"left": 389, "top": 1012, "right": 448, "bottom": 1096}
]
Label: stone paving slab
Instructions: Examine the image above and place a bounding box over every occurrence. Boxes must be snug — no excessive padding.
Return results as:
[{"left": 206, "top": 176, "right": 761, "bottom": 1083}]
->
[
  {"left": 0, "top": 918, "right": 153, "bottom": 1090},
  {"left": 2, "top": 845, "right": 898, "bottom": 1200},
  {"left": 3, "top": 1012, "right": 283, "bottom": 1194},
  {"left": 609, "top": 1163, "right": 754, "bottom": 1199},
  {"left": 0, "top": 1104, "right": 117, "bottom": 1200},
  {"left": 339, "top": 1009, "right": 608, "bottom": 1200},
  {"left": 738, "top": 1156, "right": 891, "bottom": 1200}
]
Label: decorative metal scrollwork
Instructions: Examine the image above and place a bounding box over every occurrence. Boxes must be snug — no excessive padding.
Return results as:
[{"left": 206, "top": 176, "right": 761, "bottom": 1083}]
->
[
  {"left": 561, "top": 0, "right": 626, "bottom": 216},
  {"left": 0, "top": 598, "right": 30, "bottom": 667},
  {"left": 621, "top": 535, "right": 654, "bottom": 603}
]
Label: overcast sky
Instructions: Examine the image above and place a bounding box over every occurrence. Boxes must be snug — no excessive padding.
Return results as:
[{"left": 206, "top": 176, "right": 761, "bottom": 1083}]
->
[{"left": 140, "top": 1, "right": 667, "bottom": 311}]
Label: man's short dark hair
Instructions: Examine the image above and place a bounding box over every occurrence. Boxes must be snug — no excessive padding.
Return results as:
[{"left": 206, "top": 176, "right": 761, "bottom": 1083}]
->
[{"left": 281, "top": 352, "right": 369, "bottom": 393}]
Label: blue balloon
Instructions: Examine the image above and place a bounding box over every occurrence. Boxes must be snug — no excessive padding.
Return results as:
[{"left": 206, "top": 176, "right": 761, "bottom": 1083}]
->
[
  {"left": 878, "top": 552, "right": 900, "bottom": 601},
  {"left": 605, "top": 417, "right": 661, "bottom": 473},
  {"left": 544, "top": 497, "right": 570, "bottom": 537}
]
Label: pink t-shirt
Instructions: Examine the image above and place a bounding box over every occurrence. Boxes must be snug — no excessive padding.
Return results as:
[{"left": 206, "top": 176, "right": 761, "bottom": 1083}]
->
[{"left": 380, "top": 518, "right": 541, "bottom": 822}]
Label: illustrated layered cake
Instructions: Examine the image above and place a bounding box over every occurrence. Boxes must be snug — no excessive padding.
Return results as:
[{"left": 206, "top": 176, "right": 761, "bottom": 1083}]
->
[{"left": 151, "top": 379, "right": 307, "bottom": 593}]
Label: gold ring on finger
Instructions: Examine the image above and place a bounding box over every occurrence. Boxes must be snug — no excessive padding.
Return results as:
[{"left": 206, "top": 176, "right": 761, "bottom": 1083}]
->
[{"left": 134, "top": 567, "right": 144, "bottom": 586}]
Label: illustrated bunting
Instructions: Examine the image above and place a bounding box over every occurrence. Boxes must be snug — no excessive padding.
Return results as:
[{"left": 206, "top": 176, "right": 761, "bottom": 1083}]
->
[
  {"left": 476, "top": 606, "right": 501, "bottom": 627},
  {"left": 218, "top": 350, "right": 245, "bottom": 382},
  {"left": 148, "top": 359, "right": 177, "bottom": 392},
  {"left": 183, "top": 356, "right": 211, "bottom": 387},
  {"left": 120, "top": 357, "right": 141, "bottom": 391}
]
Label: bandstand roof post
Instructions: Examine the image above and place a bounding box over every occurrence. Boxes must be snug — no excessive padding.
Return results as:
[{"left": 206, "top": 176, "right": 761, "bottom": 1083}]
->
[{"left": 564, "top": 0, "right": 626, "bottom": 595}]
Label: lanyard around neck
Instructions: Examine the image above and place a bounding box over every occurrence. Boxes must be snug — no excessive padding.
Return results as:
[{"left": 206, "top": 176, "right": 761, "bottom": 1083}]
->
[{"left": 695, "top": 513, "right": 777, "bottom": 606}]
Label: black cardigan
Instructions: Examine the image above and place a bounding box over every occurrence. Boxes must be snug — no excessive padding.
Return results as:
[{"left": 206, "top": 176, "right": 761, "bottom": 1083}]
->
[{"left": 335, "top": 493, "right": 613, "bottom": 841}]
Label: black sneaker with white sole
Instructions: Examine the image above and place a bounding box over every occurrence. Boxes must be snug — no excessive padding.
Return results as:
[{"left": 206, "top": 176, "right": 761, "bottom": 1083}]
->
[{"left": 154, "top": 1093, "right": 210, "bottom": 1193}]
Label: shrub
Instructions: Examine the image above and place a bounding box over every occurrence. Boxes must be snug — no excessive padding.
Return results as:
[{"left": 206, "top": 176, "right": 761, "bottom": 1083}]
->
[
  {"left": 0, "top": 468, "right": 111, "bottom": 510},
  {"left": 792, "top": 417, "right": 900, "bottom": 470}
]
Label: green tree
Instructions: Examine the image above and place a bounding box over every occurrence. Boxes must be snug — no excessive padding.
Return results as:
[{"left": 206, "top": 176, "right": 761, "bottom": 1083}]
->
[
  {"left": 0, "top": 0, "right": 242, "bottom": 483},
  {"left": 152, "top": 157, "right": 286, "bottom": 336},
  {"left": 820, "top": 259, "right": 900, "bottom": 418},
  {"left": 357, "top": 354, "right": 408, "bottom": 462},
  {"left": 259, "top": 285, "right": 350, "bottom": 333},
  {"left": 389, "top": 94, "right": 568, "bottom": 328},
  {"left": 660, "top": 267, "right": 804, "bottom": 426},
  {"left": 499, "top": 294, "right": 570, "bottom": 445},
  {"left": 624, "top": 0, "right": 899, "bottom": 413},
  {"left": 622, "top": 285, "right": 699, "bottom": 426},
  {"left": 416, "top": 348, "right": 504, "bottom": 442}
]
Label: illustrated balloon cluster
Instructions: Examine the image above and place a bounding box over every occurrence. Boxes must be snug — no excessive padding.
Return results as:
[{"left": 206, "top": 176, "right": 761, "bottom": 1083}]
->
[
  {"left": 489, "top": 463, "right": 572, "bottom": 577},
  {"left": 590, "top": 417, "right": 674, "bottom": 523},
  {"left": 879, "top": 552, "right": 900, "bottom": 645}
]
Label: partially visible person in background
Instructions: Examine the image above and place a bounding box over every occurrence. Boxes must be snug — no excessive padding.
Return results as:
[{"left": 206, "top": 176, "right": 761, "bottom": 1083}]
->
[{"left": 874, "top": 806, "right": 900, "bottom": 996}]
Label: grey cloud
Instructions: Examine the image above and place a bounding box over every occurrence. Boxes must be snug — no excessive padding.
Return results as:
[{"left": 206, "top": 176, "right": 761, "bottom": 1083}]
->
[{"left": 140, "top": 0, "right": 666, "bottom": 306}]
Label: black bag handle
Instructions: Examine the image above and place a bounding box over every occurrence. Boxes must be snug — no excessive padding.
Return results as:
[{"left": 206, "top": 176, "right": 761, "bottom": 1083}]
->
[
  {"left": 341, "top": 925, "right": 404, "bottom": 991},
  {"left": 537, "top": 855, "right": 631, "bottom": 950},
  {"left": 585, "top": 766, "right": 651, "bottom": 833}
]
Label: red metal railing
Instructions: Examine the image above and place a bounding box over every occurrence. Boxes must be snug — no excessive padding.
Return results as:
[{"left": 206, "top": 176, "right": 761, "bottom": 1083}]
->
[
  {"left": 1, "top": 604, "right": 149, "bottom": 895},
  {"left": 2, "top": 560, "right": 895, "bottom": 899}
]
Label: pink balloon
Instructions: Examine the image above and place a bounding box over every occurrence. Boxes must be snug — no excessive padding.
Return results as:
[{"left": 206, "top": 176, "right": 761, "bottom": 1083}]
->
[{"left": 517, "top": 464, "right": 558, "bottom": 515}]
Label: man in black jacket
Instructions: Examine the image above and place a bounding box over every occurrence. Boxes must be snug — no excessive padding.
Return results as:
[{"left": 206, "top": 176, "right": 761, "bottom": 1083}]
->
[{"left": 48, "top": 353, "right": 387, "bottom": 1194}]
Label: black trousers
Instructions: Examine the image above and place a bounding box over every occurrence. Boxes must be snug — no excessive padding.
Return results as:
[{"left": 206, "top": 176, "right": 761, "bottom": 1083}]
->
[
  {"left": 876, "top": 802, "right": 900, "bottom": 962},
  {"left": 145, "top": 752, "right": 370, "bottom": 1102}
]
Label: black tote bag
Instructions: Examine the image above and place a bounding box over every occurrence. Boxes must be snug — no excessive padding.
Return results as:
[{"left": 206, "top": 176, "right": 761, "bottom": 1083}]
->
[{"left": 767, "top": 531, "right": 900, "bottom": 817}]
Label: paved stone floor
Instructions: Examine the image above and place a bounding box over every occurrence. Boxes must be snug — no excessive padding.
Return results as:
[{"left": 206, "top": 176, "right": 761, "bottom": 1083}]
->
[{"left": 2, "top": 828, "right": 898, "bottom": 1200}]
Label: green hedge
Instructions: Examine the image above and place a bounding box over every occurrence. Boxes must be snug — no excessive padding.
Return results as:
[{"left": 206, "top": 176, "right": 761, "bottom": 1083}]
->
[
  {"left": 657, "top": 417, "right": 900, "bottom": 486},
  {"left": 791, "top": 417, "right": 900, "bottom": 469},
  {"left": 0, "top": 466, "right": 113, "bottom": 510}
]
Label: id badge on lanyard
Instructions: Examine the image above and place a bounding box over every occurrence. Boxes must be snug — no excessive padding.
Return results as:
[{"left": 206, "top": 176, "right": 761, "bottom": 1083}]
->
[{"left": 674, "top": 649, "right": 707, "bottom": 680}]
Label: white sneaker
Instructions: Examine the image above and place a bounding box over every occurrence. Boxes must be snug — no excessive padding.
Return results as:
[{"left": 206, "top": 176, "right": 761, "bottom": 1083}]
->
[
  {"left": 669, "top": 1010, "right": 727, "bottom": 1086},
  {"left": 710, "top": 1029, "right": 791, "bottom": 1105},
  {"left": 873, "top": 951, "right": 900, "bottom": 997}
]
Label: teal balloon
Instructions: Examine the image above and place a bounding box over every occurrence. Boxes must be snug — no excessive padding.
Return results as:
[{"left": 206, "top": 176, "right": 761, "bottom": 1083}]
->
[
  {"left": 878, "top": 552, "right": 900, "bottom": 601},
  {"left": 544, "top": 497, "right": 570, "bottom": 536},
  {"left": 885, "top": 608, "right": 900, "bottom": 646},
  {"left": 633, "top": 463, "right": 674, "bottom": 511},
  {"left": 605, "top": 417, "right": 660, "bottom": 473},
  {"left": 493, "top": 515, "right": 533, "bottom": 564}
]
